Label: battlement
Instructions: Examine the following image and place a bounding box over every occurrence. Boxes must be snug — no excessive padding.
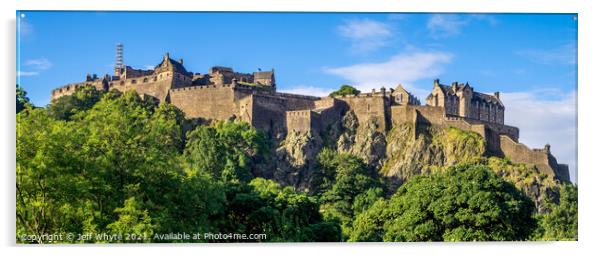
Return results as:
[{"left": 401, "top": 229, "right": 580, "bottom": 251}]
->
[{"left": 48, "top": 50, "right": 569, "bottom": 183}]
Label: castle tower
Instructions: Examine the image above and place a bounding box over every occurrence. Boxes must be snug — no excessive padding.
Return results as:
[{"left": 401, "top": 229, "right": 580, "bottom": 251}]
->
[
  {"left": 114, "top": 43, "right": 124, "bottom": 76},
  {"left": 457, "top": 83, "right": 472, "bottom": 118}
]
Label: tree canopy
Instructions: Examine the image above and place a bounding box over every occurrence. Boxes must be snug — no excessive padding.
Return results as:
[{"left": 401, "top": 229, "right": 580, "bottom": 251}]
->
[
  {"left": 314, "top": 149, "right": 383, "bottom": 240},
  {"left": 329, "top": 85, "right": 361, "bottom": 97},
  {"left": 16, "top": 84, "right": 33, "bottom": 113},
  {"left": 15, "top": 85, "right": 577, "bottom": 243},
  {"left": 349, "top": 164, "right": 537, "bottom": 241},
  {"left": 532, "top": 184, "right": 578, "bottom": 240},
  {"left": 16, "top": 87, "right": 337, "bottom": 243}
]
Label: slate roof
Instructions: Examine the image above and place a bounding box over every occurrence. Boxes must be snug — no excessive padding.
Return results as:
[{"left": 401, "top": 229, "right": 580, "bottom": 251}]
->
[
  {"left": 437, "top": 83, "right": 503, "bottom": 106},
  {"left": 155, "top": 55, "right": 189, "bottom": 74}
]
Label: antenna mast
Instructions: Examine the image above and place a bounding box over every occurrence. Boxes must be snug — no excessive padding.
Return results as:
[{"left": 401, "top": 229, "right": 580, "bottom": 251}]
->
[
  {"left": 116, "top": 43, "right": 124, "bottom": 69},
  {"left": 114, "top": 43, "right": 124, "bottom": 76}
]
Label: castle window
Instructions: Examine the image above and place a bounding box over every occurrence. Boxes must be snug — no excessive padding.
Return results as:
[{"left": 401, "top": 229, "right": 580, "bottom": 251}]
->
[
  {"left": 131, "top": 79, "right": 137, "bottom": 84},
  {"left": 396, "top": 94, "right": 402, "bottom": 103},
  {"left": 143, "top": 78, "right": 148, "bottom": 83}
]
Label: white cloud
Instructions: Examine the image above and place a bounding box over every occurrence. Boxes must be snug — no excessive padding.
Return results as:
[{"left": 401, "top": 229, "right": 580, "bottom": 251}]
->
[
  {"left": 469, "top": 14, "right": 499, "bottom": 26},
  {"left": 280, "top": 86, "right": 332, "bottom": 97},
  {"left": 427, "top": 14, "right": 470, "bottom": 38},
  {"left": 24, "top": 58, "right": 53, "bottom": 70},
  {"left": 502, "top": 90, "right": 577, "bottom": 182},
  {"left": 324, "top": 51, "right": 453, "bottom": 99},
  {"left": 337, "top": 19, "right": 393, "bottom": 52},
  {"left": 515, "top": 43, "right": 576, "bottom": 65},
  {"left": 17, "top": 71, "right": 39, "bottom": 77},
  {"left": 18, "top": 18, "right": 33, "bottom": 38},
  {"left": 427, "top": 14, "right": 497, "bottom": 38}
]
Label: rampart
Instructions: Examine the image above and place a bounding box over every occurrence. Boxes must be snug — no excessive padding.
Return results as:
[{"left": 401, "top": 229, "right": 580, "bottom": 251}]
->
[
  {"left": 169, "top": 85, "right": 239, "bottom": 121},
  {"left": 49, "top": 52, "right": 571, "bottom": 183},
  {"left": 334, "top": 93, "right": 389, "bottom": 132},
  {"left": 500, "top": 135, "right": 570, "bottom": 182}
]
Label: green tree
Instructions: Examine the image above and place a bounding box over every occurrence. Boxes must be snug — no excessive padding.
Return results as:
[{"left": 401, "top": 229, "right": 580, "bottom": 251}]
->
[
  {"left": 16, "top": 84, "right": 33, "bottom": 113},
  {"left": 350, "top": 164, "right": 537, "bottom": 241},
  {"left": 183, "top": 121, "right": 268, "bottom": 183},
  {"left": 314, "top": 149, "right": 382, "bottom": 239},
  {"left": 214, "top": 178, "right": 341, "bottom": 242},
  {"left": 16, "top": 108, "right": 91, "bottom": 242},
  {"left": 107, "top": 197, "right": 154, "bottom": 243},
  {"left": 17, "top": 90, "right": 224, "bottom": 242},
  {"left": 329, "top": 85, "right": 361, "bottom": 97},
  {"left": 535, "top": 184, "right": 578, "bottom": 240},
  {"left": 48, "top": 86, "right": 104, "bottom": 120}
]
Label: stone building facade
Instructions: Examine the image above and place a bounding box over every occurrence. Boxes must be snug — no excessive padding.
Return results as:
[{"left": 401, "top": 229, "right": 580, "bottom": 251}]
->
[
  {"left": 50, "top": 52, "right": 570, "bottom": 183},
  {"left": 426, "top": 79, "right": 504, "bottom": 125}
]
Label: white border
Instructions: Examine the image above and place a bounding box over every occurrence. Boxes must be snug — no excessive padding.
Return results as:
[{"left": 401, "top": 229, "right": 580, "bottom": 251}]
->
[{"left": 2, "top": 1, "right": 601, "bottom": 255}]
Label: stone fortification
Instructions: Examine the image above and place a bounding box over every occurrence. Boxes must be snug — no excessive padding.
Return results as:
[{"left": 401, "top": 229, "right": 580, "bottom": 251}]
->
[{"left": 51, "top": 51, "right": 570, "bottom": 183}]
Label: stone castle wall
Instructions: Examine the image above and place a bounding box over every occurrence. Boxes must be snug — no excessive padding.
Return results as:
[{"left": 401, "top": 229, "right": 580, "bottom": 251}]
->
[
  {"left": 169, "top": 85, "right": 239, "bottom": 121},
  {"left": 335, "top": 94, "right": 389, "bottom": 132},
  {"left": 286, "top": 110, "right": 315, "bottom": 133},
  {"left": 49, "top": 54, "right": 570, "bottom": 183},
  {"left": 285, "top": 98, "right": 348, "bottom": 134},
  {"left": 499, "top": 135, "right": 570, "bottom": 182},
  {"left": 51, "top": 80, "right": 106, "bottom": 100},
  {"left": 110, "top": 73, "right": 176, "bottom": 102},
  {"left": 52, "top": 71, "right": 190, "bottom": 102},
  {"left": 249, "top": 94, "right": 290, "bottom": 135}
]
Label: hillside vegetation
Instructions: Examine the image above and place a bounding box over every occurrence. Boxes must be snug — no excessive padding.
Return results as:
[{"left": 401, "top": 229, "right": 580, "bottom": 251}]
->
[{"left": 16, "top": 86, "right": 577, "bottom": 242}]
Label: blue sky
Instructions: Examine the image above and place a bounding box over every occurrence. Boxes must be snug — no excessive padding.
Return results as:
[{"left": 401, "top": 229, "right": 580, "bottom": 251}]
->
[{"left": 16, "top": 12, "right": 578, "bottom": 181}]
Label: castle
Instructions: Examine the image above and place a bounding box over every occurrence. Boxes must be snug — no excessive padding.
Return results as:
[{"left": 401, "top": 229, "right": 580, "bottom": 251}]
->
[{"left": 51, "top": 49, "right": 571, "bottom": 183}]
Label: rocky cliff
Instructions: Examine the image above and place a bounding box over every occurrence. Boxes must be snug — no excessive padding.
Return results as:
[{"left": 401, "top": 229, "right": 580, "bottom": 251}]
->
[{"left": 266, "top": 110, "right": 564, "bottom": 213}]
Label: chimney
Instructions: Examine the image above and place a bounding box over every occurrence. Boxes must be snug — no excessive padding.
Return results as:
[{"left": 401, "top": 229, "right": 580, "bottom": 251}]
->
[
  {"left": 179, "top": 58, "right": 183, "bottom": 65},
  {"left": 494, "top": 91, "right": 500, "bottom": 99},
  {"left": 164, "top": 52, "right": 170, "bottom": 60},
  {"left": 86, "top": 73, "right": 92, "bottom": 81},
  {"left": 434, "top": 78, "right": 440, "bottom": 87},
  {"left": 452, "top": 82, "right": 458, "bottom": 92}
]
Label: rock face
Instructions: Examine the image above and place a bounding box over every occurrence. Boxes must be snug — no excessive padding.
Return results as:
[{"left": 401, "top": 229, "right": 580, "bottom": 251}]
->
[
  {"left": 272, "top": 130, "right": 323, "bottom": 192},
  {"left": 267, "top": 109, "right": 563, "bottom": 212},
  {"left": 375, "top": 124, "right": 486, "bottom": 193},
  {"left": 336, "top": 112, "right": 387, "bottom": 169}
]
